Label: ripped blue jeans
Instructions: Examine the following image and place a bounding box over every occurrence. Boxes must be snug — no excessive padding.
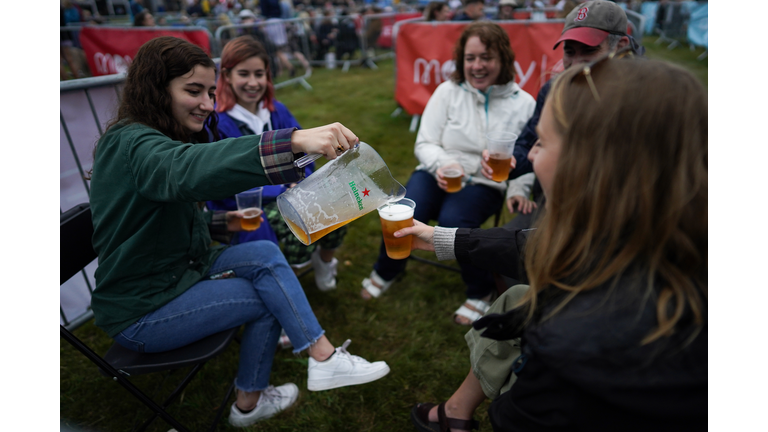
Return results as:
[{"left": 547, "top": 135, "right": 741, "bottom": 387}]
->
[{"left": 113, "top": 241, "right": 325, "bottom": 392}]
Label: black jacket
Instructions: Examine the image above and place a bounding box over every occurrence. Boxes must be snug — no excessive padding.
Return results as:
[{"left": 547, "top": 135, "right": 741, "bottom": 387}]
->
[
  {"left": 454, "top": 225, "right": 532, "bottom": 283},
  {"left": 456, "top": 228, "right": 707, "bottom": 431},
  {"left": 510, "top": 80, "right": 551, "bottom": 180}
]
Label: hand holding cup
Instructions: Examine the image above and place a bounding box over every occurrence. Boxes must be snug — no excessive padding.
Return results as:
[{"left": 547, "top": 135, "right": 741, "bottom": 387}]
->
[
  {"left": 436, "top": 163, "right": 464, "bottom": 193},
  {"left": 378, "top": 198, "right": 416, "bottom": 260},
  {"left": 485, "top": 131, "right": 518, "bottom": 182},
  {"left": 226, "top": 210, "right": 265, "bottom": 232},
  {"left": 480, "top": 149, "right": 517, "bottom": 180},
  {"left": 393, "top": 219, "right": 435, "bottom": 252},
  {"left": 235, "top": 188, "right": 264, "bottom": 231}
]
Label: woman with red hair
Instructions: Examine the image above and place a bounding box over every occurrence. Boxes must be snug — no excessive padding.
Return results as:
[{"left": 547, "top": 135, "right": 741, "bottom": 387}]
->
[{"left": 208, "top": 35, "right": 347, "bottom": 293}]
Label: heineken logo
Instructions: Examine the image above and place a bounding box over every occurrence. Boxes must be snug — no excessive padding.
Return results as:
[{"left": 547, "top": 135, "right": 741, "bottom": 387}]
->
[{"left": 349, "top": 181, "right": 370, "bottom": 210}]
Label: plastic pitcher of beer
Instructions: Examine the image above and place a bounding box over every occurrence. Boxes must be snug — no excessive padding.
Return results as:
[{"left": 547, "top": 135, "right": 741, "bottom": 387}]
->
[{"left": 277, "top": 142, "right": 407, "bottom": 245}]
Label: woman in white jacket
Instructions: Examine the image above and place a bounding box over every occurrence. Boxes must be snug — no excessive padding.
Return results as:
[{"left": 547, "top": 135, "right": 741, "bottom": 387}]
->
[{"left": 361, "top": 22, "right": 536, "bottom": 325}]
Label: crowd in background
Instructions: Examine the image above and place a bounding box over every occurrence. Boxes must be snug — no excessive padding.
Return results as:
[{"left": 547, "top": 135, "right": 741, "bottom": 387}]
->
[{"left": 61, "top": 0, "right": 701, "bottom": 80}]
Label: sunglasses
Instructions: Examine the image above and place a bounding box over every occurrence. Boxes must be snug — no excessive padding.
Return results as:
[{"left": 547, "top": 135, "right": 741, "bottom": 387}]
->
[{"left": 575, "top": 45, "right": 635, "bottom": 102}]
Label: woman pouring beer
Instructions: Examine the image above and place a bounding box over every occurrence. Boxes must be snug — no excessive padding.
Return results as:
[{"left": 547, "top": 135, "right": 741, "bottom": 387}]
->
[
  {"left": 360, "top": 22, "right": 535, "bottom": 327},
  {"left": 87, "top": 36, "right": 390, "bottom": 428}
]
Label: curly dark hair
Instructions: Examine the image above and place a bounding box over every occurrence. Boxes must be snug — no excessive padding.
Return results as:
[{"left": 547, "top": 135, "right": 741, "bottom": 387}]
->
[
  {"left": 107, "top": 36, "right": 219, "bottom": 144},
  {"left": 450, "top": 21, "right": 516, "bottom": 86}
]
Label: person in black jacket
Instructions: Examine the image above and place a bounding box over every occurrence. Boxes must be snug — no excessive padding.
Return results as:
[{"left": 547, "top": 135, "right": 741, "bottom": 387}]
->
[
  {"left": 335, "top": 9, "right": 359, "bottom": 61},
  {"left": 406, "top": 55, "right": 708, "bottom": 431},
  {"left": 315, "top": 9, "right": 338, "bottom": 61}
]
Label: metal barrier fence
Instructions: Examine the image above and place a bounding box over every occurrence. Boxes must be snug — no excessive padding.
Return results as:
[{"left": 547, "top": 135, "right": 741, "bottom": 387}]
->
[
  {"left": 214, "top": 18, "right": 314, "bottom": 88},
  {"left": 60, "top": 74, "right": 126, "bottom": 330},
  {"left": 624, "top": 9, "right": 647, "bottom": 40},
  {"left": 154, "top": 15, "right": 233, "bottom": 40},
  {"left": 212, "top": 13, "right": 426, "bottom": 75},
  {"left": 358, "top": 12, "right": 422, "bottom": 70}
]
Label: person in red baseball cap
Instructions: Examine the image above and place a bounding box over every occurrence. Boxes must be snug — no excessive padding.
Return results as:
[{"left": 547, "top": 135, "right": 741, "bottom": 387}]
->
[
  {"left": 555, "top": 0, "right": 627, "bottom": 48},
  {"left": 476, "top": 0, "right": 641, "bottom": 193},
  {"left": 473, "top": 0, "right": 637, "bottom": 209},
  {"left": 554, "top": 0, "right": 633, "bottom": 69}
]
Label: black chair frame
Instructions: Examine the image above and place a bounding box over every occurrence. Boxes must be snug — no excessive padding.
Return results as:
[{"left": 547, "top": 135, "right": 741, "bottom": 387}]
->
[{"left": 60, "top": 203, "right": 238, "bottom": 432}]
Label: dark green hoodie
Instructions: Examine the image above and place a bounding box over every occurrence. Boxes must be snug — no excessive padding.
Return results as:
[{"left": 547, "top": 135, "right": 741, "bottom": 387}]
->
[{"left": 89, "top": 123, "right": 301, "bottom": 337}]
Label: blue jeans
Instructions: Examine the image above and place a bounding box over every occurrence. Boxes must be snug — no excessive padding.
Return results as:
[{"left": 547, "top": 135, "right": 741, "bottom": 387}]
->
[
  {"left": 113, "top": 241, "right": 325, "bottom": 393},
  {"left": 373, "top": 170, "right": 504, "bottom": 299}
]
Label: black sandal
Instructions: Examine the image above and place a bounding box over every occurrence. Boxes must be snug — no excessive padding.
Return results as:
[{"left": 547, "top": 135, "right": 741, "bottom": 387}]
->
[{"left": 410, "top": 402, "right": 479, "bottom": 432}]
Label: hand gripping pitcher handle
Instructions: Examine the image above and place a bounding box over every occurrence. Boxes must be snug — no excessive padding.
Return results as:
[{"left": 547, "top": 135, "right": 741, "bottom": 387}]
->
[{"left": 294, "top": 143, "right": 360, "bottom": 169}]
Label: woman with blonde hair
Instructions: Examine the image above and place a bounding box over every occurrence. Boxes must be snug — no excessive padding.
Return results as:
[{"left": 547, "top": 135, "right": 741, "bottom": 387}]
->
[{"left": 406, "top": 54, "right": 707, "bottom": 431}]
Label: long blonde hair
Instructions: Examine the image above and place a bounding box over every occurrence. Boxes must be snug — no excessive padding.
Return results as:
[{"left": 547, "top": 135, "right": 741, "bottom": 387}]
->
[{"left": 522, "top": 58, "right": 707, "bottom": 344}]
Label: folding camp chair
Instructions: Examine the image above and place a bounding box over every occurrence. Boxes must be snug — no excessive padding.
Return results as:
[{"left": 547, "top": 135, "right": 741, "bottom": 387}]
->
[{"left": 60, "top": 203, "right": 239, "bottom": 432}]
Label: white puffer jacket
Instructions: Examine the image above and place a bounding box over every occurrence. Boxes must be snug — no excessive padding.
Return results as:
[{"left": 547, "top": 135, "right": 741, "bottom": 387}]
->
[{"left": 414, "top": 79, "right": 536, "bottom": 193}]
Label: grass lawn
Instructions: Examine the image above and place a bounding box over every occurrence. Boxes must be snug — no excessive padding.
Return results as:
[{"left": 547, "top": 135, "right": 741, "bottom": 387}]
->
[
  {"left": 60, "top": 38, "right": 707, "bottom": 432},
  {"left": 641, "top": 35, "right": 708, "bottom": 87}
]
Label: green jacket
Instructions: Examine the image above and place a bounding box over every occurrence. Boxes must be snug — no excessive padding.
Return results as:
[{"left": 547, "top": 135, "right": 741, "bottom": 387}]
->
[{"left": 89, "top": 122, "right": 301, "bottom": 337}]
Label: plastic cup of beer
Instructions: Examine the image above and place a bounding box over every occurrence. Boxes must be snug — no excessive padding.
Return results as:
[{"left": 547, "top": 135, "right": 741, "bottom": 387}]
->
[
  {"left": 235, "top": 187, "right": 263, "bottom": 231},
  {"left": 443, "top": 168, "right": 464, "bottom": 193},
  {"left": 486, "top": 131, "right": 518, "bottom": 182},
  {"left": 378, "top": 198, "right": 416, "bottom": 260}
]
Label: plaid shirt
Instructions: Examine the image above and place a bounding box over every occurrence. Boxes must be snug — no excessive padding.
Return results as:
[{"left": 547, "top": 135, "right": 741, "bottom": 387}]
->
[{"left": 259, "top": 128, "right": 305, "bottom": 185}]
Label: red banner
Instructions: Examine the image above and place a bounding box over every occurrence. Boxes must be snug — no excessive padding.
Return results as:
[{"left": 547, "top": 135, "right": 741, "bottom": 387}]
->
[
  {"left": 376, "top": 13, "right": 424, "bottom": 49},
  {"left": 79, "top": 27, "right": 211, "bottom": 77},
  {"left": 394, "top": 21, "right": 565, "bottom": 115}
]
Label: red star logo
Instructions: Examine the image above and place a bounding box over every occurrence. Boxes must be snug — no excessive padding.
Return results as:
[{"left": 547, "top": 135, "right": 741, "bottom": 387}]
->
[{"left": 362, "top": 188, "right": 370, "bottom": 197}]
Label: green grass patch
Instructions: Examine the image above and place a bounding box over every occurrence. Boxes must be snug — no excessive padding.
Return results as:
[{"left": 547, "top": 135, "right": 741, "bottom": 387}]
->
[
  {"left": 641, "top": 35, "right": 708, "bottom": 88},
  {"left": 61, "top": 45, "right": 706, "bottom": 431}
]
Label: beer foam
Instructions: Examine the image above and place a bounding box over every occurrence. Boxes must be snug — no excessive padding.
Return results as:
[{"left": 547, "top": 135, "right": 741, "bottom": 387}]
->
[
  {"left": 242, "top": 208, "right": 262, "bottom": 218},
  {"left": 442, "top": 168, "right": 462, "bottom": 178},
  {"left": 378, "top": 203, "right": 414, "bottom": 221}
]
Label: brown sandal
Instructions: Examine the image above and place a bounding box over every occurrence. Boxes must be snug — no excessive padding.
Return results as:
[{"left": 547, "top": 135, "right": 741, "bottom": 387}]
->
[{"left": 410, "top": 402, "right": 479, "bottom": 432}]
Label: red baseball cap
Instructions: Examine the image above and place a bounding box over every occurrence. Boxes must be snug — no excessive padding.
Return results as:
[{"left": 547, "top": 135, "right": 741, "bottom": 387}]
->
[{"left": 553, "top": 1, "right": 627, "bottom": 49}]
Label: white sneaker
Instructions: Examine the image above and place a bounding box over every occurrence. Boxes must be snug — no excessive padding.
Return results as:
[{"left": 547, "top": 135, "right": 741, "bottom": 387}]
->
[
  {"left": 228, "top": 383, "right": 299, "bottom": 427},
  {"left": 311, "top": 249, "right": 338, "bottom": 291},
  {"left": 307, "top": 339, "right": 390, "bottom": 391}
]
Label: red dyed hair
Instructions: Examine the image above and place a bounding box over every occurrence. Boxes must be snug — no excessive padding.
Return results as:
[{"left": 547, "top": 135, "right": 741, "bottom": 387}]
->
[{"left": 215, "top": 35, "right": 276, "bottom": 113}]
